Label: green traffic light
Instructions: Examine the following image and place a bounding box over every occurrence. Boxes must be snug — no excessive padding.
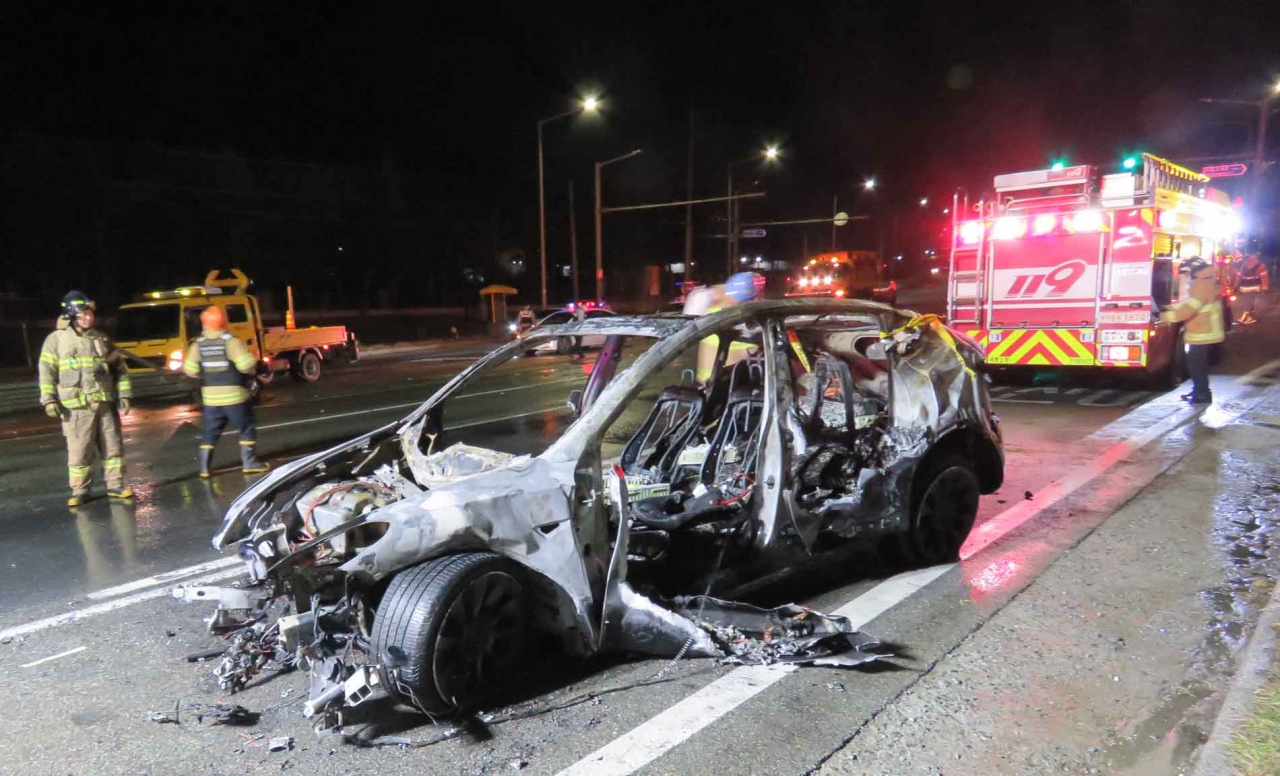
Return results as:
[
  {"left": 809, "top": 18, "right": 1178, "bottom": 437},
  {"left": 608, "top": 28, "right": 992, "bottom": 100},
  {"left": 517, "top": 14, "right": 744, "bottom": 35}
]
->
[
  {"left": 1050, "top": 160, "right": 1066, "bottom": 171},
  {"left": 1122, "top": 156, "right": 1138, "bottom": 170}
]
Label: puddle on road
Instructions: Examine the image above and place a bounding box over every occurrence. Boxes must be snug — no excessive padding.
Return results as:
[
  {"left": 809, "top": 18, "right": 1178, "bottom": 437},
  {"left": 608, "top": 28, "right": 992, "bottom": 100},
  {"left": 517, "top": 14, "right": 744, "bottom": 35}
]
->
[{"left": 1106, "top": 451, "right": 1280, "bottom": 774}]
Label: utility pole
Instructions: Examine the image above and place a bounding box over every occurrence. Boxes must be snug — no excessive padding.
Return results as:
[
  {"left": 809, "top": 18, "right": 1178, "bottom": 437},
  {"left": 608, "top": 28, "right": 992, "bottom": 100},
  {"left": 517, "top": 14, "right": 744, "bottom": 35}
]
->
[
  {"left": 1255, "top": 90, "right": 1273, "bottom": 208},
  {"left": 569, "top": 180, "right": 579, "bottom": 303},
  {"left": 594, "top": 148, "right": 643, "bottom": 302},
  {"left": 684, "top": 107, "right": 695, "bottom": 285},
  {"left": 725, "top": 167, "right": 734, "bottom": 277},
  {"left": 537, "top": 121, "right": 548, "bottom": 307},
  {"left": 831, "top": 194, "right": 838, "bottom": 250}
]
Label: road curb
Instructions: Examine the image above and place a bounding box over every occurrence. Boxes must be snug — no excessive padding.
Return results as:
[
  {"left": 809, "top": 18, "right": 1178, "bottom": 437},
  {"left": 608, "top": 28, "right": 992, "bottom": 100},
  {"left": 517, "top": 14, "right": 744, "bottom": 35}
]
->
[{"left": 1194, "top": 575, "right": 1280, "bottom": 776}]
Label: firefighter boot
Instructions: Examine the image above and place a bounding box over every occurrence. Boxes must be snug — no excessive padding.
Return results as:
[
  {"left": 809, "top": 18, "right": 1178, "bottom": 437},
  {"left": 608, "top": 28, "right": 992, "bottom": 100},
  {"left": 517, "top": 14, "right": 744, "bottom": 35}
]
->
[
  {"left": 107, "top": 487, "right": 134, "bottom": 501},
  {"left": 198, "top": 445, "right": 214, "bottom": 478},
  {"left": 240, "top": 443, "right": 269, "bottom": 475}
]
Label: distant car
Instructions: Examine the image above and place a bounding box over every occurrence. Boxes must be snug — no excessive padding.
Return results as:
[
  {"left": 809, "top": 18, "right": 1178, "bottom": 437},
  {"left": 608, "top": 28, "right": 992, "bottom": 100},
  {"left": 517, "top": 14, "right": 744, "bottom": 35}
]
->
[{"left": 519, "top": 307, "right": 618, "bottom": 354}]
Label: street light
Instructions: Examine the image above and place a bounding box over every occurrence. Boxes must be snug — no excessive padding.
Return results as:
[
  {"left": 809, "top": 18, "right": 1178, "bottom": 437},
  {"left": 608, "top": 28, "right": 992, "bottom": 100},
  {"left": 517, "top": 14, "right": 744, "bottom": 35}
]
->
[
  {"left": 919, "top": 197, "right": 929, "bottom": 206},
  {"left": 863, "top": 178, "right": 877, "bottom": 191},
  {"left": 594, "top": 148, "right": 643, "bottom": 302},
  {"left": 726, "top": 147, "right": 780, "bottom": 274},
  {"left": 537, "top": 96, "right": 600, "bottom": 307}
]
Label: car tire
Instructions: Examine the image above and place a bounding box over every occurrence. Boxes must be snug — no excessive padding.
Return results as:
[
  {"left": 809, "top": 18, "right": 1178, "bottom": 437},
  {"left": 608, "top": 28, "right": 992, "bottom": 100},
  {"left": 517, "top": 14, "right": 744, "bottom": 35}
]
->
[
  {"left": 900, "top": 455, "right": 980, "bottom": 565},
  {"left": 372, "top": 553, "right": 529, "bottom": 715},
  {"left": 555, "top": 336, "right": 574, "bottom": 355},
  {"left": 290, "top": 351, "right": 322, "bottom": 383}
]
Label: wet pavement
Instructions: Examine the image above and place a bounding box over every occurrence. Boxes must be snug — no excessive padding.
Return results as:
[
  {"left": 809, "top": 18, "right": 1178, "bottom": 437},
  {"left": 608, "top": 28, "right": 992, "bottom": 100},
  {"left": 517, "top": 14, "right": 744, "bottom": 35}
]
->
[{"left": 1, "top": 311, "right": 1279, "bottom": 775}]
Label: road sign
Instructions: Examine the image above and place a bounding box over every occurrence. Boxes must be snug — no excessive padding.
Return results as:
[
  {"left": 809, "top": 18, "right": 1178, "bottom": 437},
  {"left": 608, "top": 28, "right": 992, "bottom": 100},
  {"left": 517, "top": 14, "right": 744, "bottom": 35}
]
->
[
  {"left": 833, "top": 211, "right": 850, "bottom": 227},
  {"left": 740, "top": 228, "right": 767, "bottom": 239},
  {"left": 1202, "top": 163, "right": 1248, "bottom": 178}
]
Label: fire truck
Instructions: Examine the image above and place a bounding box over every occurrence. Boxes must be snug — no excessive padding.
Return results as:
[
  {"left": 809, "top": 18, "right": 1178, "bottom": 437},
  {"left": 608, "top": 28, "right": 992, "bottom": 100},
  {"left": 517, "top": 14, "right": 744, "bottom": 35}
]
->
[
  {"left": 947, "top": 154, "right": 1243, "bottom": 387},
  {"left": 786, "top": 251, "right": 897, "bottom": 303}
]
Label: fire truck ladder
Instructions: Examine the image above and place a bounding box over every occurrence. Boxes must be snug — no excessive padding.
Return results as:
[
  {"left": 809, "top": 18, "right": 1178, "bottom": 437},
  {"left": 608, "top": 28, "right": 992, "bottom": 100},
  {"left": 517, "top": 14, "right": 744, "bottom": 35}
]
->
[{"left": 947, "top": 193, "right": 985, "bottom": 326}]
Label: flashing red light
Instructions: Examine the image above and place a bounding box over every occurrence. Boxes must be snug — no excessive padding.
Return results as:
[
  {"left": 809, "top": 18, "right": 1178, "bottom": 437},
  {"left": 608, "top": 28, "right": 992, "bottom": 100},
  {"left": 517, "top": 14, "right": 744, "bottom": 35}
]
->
[
  {"left": 959, "top": 221, "right": 984, "bottom": 245},
  {"left": 1230, "top": 294, "right": 1238, "bottom": 302},
  {"left": 567, "top": 302, "right": 576, "bottom": 311},
  {"left": 1070, "top": 210, "right": 1103, "bottom": 233},
  {"left": 991, "top": 217, "right": 1026, "bottom": 240},
  {"left": 834, "top": 289, "right": 845, "bottom": 298},
  {"left": 1032, "top": 214, "right": 1056, "bottom": 236}
]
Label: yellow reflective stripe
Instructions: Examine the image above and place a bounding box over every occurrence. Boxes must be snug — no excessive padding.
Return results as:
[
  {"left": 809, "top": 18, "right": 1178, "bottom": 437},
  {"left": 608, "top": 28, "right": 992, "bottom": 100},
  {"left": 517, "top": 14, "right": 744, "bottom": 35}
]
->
[
  {"left": 68, "top": 465, "right": 91, "bottom": 475},
  {"left": 202, "top": 386, "right": 247, "bottom": 396},
  {"left": 201, "top": 386, "right": 249, "bottom": 406},
  {"left": 39, "top": 351, "right": 57, "bottom": 365},
  {"left": 103, "top": 458, "right": 123, "bottom": 469},
  {"left": 199, "top": 444, "right": 215, "bottom": 450},
  {"left": 232, "top": 353, "right": 257, "bottom": 371},
  {"left": 238, "top": 440, "right": 256, "bottom": 446},
  {"left": 182, "top": 360, "right": 201, "bottom": 377},
  {"left": 1184, "top": 297, "right": 1204, "bottom": 311},
  {"left": 61, "top": 396, "right": 88, "bottom": 408},
  {"left": 39, "top": 384, "right": 56, "bottom": 394}
]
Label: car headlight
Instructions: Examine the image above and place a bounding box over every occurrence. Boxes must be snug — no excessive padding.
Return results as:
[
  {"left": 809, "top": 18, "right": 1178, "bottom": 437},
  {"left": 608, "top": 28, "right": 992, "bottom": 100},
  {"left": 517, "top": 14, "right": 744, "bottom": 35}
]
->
[{"left": 508, "top": 323, "right": 518, "bottom": 333}]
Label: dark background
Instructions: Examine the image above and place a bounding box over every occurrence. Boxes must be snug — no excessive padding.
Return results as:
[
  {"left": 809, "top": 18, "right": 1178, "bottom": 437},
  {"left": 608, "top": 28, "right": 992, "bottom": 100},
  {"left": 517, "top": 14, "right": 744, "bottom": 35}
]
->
[{"left": 2, "top": 1, "right": 1276, "bottom": 315}]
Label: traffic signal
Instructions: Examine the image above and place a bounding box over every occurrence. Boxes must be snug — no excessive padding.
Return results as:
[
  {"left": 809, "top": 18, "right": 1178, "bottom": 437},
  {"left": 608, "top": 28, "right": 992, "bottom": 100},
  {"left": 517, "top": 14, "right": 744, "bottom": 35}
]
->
[
  {"left": 1050, "top": 160, "right": 1066, "bottom": 171},
  {"left": 1121, "top": 155, "right": 1139, "bottom": 170}
]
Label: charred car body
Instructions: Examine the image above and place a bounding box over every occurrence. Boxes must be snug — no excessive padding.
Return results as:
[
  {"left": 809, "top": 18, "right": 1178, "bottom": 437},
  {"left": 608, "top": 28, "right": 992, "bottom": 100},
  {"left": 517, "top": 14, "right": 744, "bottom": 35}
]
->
[{"left": 181, "top": 299, "right": 1003, "bottom": 720}]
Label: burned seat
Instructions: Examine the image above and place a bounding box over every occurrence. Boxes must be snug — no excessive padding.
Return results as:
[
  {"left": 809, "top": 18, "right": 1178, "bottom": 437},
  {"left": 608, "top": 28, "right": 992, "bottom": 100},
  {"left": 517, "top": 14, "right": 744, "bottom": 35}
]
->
[{"left": 619, "top": 384, "right": 705, "bottom": 481}]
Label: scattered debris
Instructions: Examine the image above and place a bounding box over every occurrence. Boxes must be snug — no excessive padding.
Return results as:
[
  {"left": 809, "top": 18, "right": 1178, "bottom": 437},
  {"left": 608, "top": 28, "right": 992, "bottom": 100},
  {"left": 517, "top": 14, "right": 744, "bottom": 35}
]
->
[
  {"left": 269, "top": 736, "right": 293, "bottom": 752},
  {"left": 198, "top": 704, "right": 259, "bottom": 726},
  {"left": 184, "top": 648, "right": 227, "bottom": 663},
  {"left": 826, "top": 682, "right": 846, "bottom": 692},
  {"left": 510, "top": 759, "right": 529, "bottom": 770},
  {"left": 165, "top": 630, "right": 177, "bottom": 638},
  {"left": 148, "top": 702, "right": 181, "bottom": 725},
  {"left": 1024, "top": 490, "right": 1034, "bottom": 500}
]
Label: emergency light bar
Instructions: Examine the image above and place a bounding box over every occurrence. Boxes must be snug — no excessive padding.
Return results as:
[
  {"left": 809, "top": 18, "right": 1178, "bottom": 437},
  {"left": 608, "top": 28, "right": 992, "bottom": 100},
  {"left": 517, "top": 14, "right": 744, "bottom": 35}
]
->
[{"left": 145, "top": 286, "right": 225, "bottom": 300}]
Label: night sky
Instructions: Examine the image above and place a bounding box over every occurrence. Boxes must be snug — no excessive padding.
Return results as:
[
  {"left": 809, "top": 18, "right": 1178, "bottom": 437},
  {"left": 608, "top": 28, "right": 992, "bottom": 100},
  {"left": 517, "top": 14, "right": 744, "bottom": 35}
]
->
[{"left": 3, "top": 1, "right": 1277, "bottom": 301}]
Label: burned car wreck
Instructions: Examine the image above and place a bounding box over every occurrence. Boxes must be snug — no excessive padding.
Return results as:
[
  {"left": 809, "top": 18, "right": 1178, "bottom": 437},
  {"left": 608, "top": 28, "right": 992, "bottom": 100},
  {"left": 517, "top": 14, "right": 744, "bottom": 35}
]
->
[{"left": 178, "top": 299, "right": 1003, "bottom": 721}]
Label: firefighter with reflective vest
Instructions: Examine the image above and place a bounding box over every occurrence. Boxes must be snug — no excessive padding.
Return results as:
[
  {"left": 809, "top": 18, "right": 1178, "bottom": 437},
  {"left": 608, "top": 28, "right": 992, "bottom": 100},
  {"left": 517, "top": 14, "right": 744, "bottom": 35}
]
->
[
  {"left": 184, "top": 306, "right": 269, "bottom": 477},
  {"left": 1233, "top": 253, "right": 1270, "bottom": 325},
  {"left": 1160, "top": 257, "right": 1224, "bottom": 405},
  {"left": 686, "top": 272, "right": 764, "bottom": 383},
  {"left": 38, "top": 291, "right": 134, "bottom": 506}
]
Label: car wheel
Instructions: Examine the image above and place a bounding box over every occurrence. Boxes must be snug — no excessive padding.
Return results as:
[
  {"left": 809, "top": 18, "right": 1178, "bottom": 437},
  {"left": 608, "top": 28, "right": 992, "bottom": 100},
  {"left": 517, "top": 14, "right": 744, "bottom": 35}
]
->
[
  {"left": 901, "top": 455, "right": 980, "bottom": 565},
  {"left": 291, "top": 351, "right": 322, "bottom": 383},
  {"left": 555, "top": 336, "right": 574, "bottom": 355},
  {"left": 372, "top": 553, "right": 529, "bottom": 714}
]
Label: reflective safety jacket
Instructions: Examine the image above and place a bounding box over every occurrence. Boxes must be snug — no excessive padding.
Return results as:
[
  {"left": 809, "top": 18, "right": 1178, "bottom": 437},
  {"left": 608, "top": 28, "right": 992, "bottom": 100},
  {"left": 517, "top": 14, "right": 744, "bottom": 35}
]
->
[
  {"left": 1235, "top": 258, "right": 1270, "bottom": 293},
  {"left": 1160, "top": 271, "right": 1225, "bottom": 345},
  {"left": 38, "top": 319, "right": 132, "bottom": 410},
  {"left": 183, "top": 329, "right": 257, "bottom": 406}
]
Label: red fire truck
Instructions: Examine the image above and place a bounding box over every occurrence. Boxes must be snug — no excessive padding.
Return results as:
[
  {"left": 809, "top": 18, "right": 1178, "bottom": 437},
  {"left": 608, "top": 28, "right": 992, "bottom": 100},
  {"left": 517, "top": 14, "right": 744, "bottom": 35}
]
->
[
  {"left": 786, "top": 251, "right": 897, "bottom": 303},
  {"left": 947, "top": 154, "right": 1243, "bottom": 387}
]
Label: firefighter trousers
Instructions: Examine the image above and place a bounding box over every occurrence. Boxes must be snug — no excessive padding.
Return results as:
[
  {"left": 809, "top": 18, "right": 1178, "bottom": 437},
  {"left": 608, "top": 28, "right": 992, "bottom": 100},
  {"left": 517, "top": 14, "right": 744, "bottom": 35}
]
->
[
  {"left": 63, "top": 402, "right": 125, "bottom": 494},
  {"left": 201, "top": 401, "right": 258, "bottom": 450}
]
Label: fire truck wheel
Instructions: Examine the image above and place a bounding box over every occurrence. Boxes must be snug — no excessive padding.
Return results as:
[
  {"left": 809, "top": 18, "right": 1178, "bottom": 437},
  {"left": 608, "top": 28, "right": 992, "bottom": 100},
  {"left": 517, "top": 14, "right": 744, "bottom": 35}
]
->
[{"left": 291, "top": 351, "right": 323, "bottom": 383}]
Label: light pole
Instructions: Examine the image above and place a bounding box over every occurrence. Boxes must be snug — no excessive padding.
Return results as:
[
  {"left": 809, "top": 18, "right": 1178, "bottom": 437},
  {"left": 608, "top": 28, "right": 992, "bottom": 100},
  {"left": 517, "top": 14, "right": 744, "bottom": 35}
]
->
[
  {"left": 726, "top": 146, "right": 779, "bottom": 275},
  {"left": 538, "top": 96, "right": 599, "bottom": 308},
  {"left": 593, "top": 148, "right": 643, "bottom": 302}
]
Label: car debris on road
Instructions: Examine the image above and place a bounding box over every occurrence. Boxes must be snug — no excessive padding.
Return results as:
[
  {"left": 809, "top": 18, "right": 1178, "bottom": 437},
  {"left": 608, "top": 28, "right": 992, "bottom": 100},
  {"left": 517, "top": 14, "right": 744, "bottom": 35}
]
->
[{"left": 175, "top": 299, "right": 1003, "bottom": 725}]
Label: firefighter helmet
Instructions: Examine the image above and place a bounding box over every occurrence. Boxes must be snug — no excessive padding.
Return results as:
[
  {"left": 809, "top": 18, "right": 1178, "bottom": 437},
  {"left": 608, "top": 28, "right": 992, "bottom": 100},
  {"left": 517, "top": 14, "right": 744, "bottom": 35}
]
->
[
  {"left": 724, "top": 272, "right": 765, "bottom": 303},
  {"left": 200, "top": 305, "right": 226, "bottom": 331},
  {"left": 1179, "top": 256, "right": 1211, "bottom": 276},
  {"left": 60, "top": 290, "right": 95, "bottom": 319}
]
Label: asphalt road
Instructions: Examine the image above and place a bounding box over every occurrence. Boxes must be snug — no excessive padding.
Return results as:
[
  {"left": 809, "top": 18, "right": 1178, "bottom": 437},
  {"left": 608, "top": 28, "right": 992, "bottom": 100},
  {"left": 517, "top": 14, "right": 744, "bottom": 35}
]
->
[{"left": 1, "top": 316, "right": 1278, "bottom": 775}]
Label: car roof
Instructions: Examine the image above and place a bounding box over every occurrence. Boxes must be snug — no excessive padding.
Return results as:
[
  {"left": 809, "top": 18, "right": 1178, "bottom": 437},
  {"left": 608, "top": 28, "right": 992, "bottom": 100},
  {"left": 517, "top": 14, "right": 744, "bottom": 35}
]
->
[{"left": 524, "top": 298, "right": 910, "bottom": 340}]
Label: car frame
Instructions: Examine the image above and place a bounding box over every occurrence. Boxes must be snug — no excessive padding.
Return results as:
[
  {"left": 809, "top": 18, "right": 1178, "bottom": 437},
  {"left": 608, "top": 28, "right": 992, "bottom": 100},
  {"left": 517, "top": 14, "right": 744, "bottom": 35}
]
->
[{"left": 185, "top": 298, "right": 1003, "bottom": 720}]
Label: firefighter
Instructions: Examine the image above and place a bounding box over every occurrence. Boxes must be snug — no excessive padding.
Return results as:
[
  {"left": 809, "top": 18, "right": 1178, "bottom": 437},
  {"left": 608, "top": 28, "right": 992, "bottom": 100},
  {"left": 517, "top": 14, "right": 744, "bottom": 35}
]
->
[
  {"left": 686, "top": 272, "right": 764, "bottom": 383},
  {"left": 37, "top": 291, "right": 134, "bottom": 506},
  {"left": 184, "top": 305, "right": 269, "bottom": 477},
  {"left": 1233, "top": 253, "right": 1270, "bottom": 325},
  {"left": 1160, "top": 257, "right": 1224, "bottom": 405}
]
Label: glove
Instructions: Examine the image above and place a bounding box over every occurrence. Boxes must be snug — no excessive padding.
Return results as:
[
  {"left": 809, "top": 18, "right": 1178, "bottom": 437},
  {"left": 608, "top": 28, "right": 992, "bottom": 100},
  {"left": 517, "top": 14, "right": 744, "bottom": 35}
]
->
[
  {"left": 44, "top": 403, "right": 64, "bottom": 419},
  {"left": 118, "top": 398, "right": 131, "bottom": 415}
]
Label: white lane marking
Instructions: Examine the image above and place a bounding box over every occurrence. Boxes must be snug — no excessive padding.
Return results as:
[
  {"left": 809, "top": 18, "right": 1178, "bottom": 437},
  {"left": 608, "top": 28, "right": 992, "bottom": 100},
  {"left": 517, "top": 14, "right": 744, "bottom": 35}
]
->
[
  {"left": 0, "top": 406, "right": 571, "bottom": 639},
  {"left": 557, "top": 566, "right": 952, "bottom": 776},
  {"left": 86, "top": 556, "right": 242, "bottom": 601},
  {"left": 258, "top": 378, "right": 580, "bottom": 431},
  {"left": 20, "top": 646, "right": 87, "bottom": 668},
  {"left": 0, "top": 567, "right": 244, "bottom": 642},
  {"left": 960, "top": 402, "right": 1198, "bottom": 559},
  {"left": 557, "top": 389, "right": 1247, "bottom": 776}
]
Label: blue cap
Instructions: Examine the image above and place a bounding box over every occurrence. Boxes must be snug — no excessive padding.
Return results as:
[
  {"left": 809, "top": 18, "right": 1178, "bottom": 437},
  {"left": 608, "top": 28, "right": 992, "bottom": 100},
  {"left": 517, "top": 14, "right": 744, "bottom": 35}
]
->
[{"left": 724, "top": 272, "right": 765, "bottom": 303}]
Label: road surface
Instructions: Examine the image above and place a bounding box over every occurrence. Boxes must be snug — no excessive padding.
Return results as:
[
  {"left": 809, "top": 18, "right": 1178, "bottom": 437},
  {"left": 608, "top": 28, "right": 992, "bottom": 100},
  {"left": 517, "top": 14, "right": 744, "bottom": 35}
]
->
[{"left": 1, "top": 314, "right": 1278, "bottom": 775}]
